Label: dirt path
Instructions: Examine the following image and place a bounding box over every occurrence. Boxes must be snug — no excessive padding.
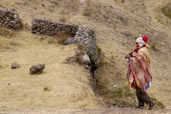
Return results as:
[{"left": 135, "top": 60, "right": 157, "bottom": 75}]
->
[{"left": 0, "top": 107, "right": 171, "bottom": 114}]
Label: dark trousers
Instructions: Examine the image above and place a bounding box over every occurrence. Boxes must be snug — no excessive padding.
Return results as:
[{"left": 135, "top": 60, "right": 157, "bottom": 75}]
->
[{"left": 136, "top": 88, "right": 152, "bottom": 107}]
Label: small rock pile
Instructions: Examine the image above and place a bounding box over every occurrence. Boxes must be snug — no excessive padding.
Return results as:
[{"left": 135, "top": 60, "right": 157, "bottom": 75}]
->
[
  {"left": 0, "top": 8, "right": 22, "bottom": 30},
  {"left": 32, "top": 19, "right": 78, "bottom": 36}
]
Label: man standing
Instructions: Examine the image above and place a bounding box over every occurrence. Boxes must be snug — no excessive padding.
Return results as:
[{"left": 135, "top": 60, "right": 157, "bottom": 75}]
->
[{"left": 126, "top": 36, "right": 155, "bottom": 110}]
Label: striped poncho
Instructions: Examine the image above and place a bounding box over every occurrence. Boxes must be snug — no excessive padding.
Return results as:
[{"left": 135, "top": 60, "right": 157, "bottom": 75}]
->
[{"left": 127, "top": 47, "right": 152, "bottom": 91}]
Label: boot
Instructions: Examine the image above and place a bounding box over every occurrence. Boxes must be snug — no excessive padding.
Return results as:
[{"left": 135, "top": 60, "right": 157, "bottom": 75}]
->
[
  {"left": 148, "top": 101, "right": 155, "bottom": 110},
  {"left": 136, "top": 105, "right": 144, "bottom": 109}
]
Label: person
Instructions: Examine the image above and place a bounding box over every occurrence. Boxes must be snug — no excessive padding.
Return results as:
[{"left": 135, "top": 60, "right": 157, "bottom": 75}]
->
[{"left": 125, "top": 35, "right": 155, "bottom": 110}]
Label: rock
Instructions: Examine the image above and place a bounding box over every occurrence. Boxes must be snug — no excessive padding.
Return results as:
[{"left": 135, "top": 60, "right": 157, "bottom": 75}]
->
[
  {"left": 43, "top": 86, "right": 50, "bottom": 91},
  {"left": 30, "top": 64, "right": 45, "bottom": 74},
  {"left": 11, "top": 62, "right": 20, "bottom": 69},
  {"left": 0, "top": 8, "right": 22, "bottom": 30},
  {"left": 82, "top": 54, "right": 91, "bottom": 64},
  {"left": 63, "top": 37, "right": 74, "bottom": 45},
  {"left": 77, "top": 51, "right": 91, "bottom": 65}
]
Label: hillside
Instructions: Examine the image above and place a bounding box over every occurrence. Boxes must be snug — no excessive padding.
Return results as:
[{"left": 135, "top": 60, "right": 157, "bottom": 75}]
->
[{"left": 0, "top": 0, "right": 171, "bottom": 112}]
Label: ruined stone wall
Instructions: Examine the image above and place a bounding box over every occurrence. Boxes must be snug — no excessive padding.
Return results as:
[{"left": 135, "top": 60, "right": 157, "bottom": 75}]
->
[
  {"left": 0, "top": 8, "right": 22, "bottom": 30},
  {"left": 31, "top": 19, "right": 99, "bottom": 65},
  {"left": 73, "top": 25, "right": 100, "bottom": 91},
  {"left": 32, "top": 19, "right": 78, "bottom": 37},
  {"left": 74, "top": 25, "right": 99, "bottom": 66}
]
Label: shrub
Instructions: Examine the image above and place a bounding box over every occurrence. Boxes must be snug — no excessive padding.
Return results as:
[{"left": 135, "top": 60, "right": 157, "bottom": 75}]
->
[
  {"left": 59, "top": 16, "right": 67, "bottom": 23},
  {"left": 151, "top": 42, "right": 156, "bottom": 49},
  {"left": 57, "top": 32, "right": 70, "bottom": 44},
  {"left": 162, "top": 3, "right": 171, "bottom": 19},
  {"left": 96, "top": 45, "right": 102, "bottom": 55}
]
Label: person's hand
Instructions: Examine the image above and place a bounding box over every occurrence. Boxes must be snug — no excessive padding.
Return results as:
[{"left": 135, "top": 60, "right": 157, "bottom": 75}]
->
[
  {"left": 128, "top": 82, "right": 132, "bottom": 86},
  {"left": 125, "top": 55, "right": 129, "bottom": 59}
]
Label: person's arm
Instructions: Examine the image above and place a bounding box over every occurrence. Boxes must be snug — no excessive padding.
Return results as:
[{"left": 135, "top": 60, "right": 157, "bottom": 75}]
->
[
  {"left": 125, "top": 51, "right": 133, "bottom": 59},
  {"left": 125, "top": 47, "right": 139, "bottom": 59}
]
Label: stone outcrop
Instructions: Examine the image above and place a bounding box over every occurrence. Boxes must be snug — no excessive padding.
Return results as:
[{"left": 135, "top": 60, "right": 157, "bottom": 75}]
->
[
  {"left": 0, "top": 8, "right": 22, "bottom": 30},
  {"left": 32, "top": 19, "right": 78, "bottom": 36},
  {"left": 74, "top": 25, "right": 99, "bottom": 66}
]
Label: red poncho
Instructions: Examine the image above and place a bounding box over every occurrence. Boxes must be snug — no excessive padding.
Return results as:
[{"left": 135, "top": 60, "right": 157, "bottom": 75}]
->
[{"left": 127, "top": 47, "right": 152, "bottom": 91}]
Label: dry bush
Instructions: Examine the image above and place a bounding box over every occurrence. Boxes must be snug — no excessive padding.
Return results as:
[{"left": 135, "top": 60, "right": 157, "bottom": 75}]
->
[
  {"left": 59, "top": 16, "right": 67, "bottom": 23},
  {"left": 46, "top": 32, "right": 71, "bottom": 44},
  {"left": 57, "top": 32, "right": 71, "bottom": 44},
  {"left": 151, "top": 42, "right": 156, "bottom": 49},
  {"left": 96, "top": 45, "right": 102, "bottom": 55},
  {"left": 47, "top": 38, "right": 58, "bottom": 44},
  {"left": 162, "top": 3, "right": 171, "bottom": 19}
]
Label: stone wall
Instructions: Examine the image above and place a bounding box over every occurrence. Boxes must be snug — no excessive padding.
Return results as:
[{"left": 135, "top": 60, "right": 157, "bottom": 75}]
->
[
  {"left": 32, "top": 19, "right": 78, "bottom": 36},
  {"left": 0, "top": 8, "right": 22, "bottom": 30},
  {"left": 73, "top": 25, "right": 100, "bottom": 91},
  {"left": 74, "top": 25, "right": 99, "bottom": 66},
  {"left": 31, "top": 19, "right": 99, "bottom": 66}
]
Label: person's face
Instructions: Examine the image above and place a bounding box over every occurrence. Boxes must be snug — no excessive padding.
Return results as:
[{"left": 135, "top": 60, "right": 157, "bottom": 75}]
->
[{"left": 136, "top": 42, "right": 139, "bottom": 48}]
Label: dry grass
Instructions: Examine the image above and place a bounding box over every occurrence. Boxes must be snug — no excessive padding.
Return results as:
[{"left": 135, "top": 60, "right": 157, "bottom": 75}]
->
[
  {"left": 0, "top": 27, "right": 16, "bottom": 38},
  {"left": 151, "top": 42, "right": 157, "bottom": 49},
  {"left": 98, "top": 53, "right": 136, "bottom": 107},
  {"left": 47, "top": 37, "right": 58, "bottom": 44},
  {"left": 0, "top": 35, "right": 20, "bottom": 50},
  {"left": 104, "top": 86, "right": 136, "bottom": 107},
  {"left": 0, "top": 31, "right": 100, "bottom": 110},
  {"left": 9, "top": 41, "right": 20, "bottom": 46},
  {"left": 40, "top": 32, "right": 71, "bottom": 45},
  {"left": 59, "top": 16, "right": 67, "bottom": 23}
]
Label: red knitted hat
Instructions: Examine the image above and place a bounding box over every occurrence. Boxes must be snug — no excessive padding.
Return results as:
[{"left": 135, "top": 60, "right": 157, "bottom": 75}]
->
[{"left": 142, "top": 35, "right": 148, "bottom": 43}]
